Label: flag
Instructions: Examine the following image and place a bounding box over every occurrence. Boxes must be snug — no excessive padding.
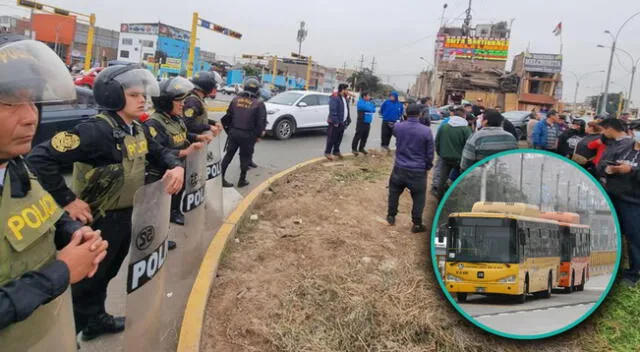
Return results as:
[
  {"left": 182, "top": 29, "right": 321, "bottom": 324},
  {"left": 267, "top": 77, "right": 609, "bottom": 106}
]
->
[{"left": 552, "top": 22, "right": 562, "bottom": 36}]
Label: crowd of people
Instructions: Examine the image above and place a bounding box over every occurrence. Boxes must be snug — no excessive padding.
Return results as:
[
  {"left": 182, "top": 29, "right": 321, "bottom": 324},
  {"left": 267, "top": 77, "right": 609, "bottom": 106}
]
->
[{"left": 0, "top": 33, "right": 268, "bottom": 349}]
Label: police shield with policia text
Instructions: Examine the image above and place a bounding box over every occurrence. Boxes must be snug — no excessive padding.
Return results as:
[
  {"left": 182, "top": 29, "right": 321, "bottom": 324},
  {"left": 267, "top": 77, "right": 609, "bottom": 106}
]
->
[
  {"left": 220, "top": 77, "right": 267, "bottom": 188},
  {"left": 0, "top": 34, "right": 109, "bottom": 351},
  {"left": 145, "top": 77, "right": 211, "bottom": 231},
  {"left": 27, "top": 64, "right": 184, "bottom": 342}
]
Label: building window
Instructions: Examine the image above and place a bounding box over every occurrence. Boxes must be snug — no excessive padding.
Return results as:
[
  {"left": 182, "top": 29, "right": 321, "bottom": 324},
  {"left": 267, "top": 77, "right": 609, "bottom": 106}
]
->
[
  {"left": 122, "top": 38, "right": 133, "bottom": 45},
  {"left": 140, "top": 40, "right": 154, "bottom": 48},
  {"left": 120, "top": 50, "right": 130, "bottom": 58}
]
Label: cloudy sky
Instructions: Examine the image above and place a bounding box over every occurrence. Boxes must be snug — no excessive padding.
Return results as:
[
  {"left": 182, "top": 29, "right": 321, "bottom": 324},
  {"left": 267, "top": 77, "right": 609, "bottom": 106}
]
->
[{"left": 2, "top": 0, "right": 640, "bottom": 105}]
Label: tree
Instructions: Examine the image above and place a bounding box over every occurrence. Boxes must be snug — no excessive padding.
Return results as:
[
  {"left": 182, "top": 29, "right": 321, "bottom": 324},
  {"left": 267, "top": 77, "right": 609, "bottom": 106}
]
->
[
  {"left": 347, "top": 68, "right": 381, "bottom": 93},
  {"left": 243, "top": 65, "right": 261, "bottom": 78}
]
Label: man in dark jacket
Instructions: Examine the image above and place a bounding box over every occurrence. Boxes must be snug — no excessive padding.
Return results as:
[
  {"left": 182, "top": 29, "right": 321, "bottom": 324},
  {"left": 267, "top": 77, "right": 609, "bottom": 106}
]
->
[
  {"left": 386, "top": 104, "right": 434, "bottom": 233},
  {"left": 325, "top": 83, "right": 351, "bottom": 160},
  {"left": 598, "top": 118, "right": 640, "bottom": 286},
  {"left": 557, "top": 119, "right": 586, "bottom": 158},
  {"left": 434, "top": 106, "right": 472, "bottom": 199},
  {"left": 572, "top": 121, "right": 604, "bottom": 176}
]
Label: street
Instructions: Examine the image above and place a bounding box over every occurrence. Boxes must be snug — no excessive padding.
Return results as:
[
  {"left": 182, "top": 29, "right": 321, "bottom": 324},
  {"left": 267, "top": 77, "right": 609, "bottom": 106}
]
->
[{"left": 459, "top": 274, "right": 613, "bottom": 336}]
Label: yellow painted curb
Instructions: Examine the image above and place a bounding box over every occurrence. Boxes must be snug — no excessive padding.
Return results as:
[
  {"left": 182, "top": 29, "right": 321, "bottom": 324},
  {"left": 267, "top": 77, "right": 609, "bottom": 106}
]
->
[
  {"left": 207, "top": 106, "right": 228, "bottom": 112},
  {"left": 177, "top": 156, "right": 328, "bottom": 352}
]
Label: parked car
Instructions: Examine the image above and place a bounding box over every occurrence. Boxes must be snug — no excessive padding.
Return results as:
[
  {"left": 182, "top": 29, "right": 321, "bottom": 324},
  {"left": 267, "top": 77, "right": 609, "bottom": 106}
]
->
[
  {"left": 502, "top": 110, "right": 547, "bottom": 140},
  {"left": 220, "top": 84, "right": 244, "bottom": 95},
  {"left": 33, "top": 87, "right": 97, "bottom": 147},
  {"left": 265, "top": 90, "right": 331, "bottom": 140},
  {"left": 74, "top": 67, "right": 104, "bottom": 89}
]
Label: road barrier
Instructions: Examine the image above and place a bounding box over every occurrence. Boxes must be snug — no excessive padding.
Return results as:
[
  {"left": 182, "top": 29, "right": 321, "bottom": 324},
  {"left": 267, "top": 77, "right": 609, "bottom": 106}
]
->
[
  {"left": 590, "top": 250, "right": 617, "bottom": 277},
  {"left": 177, "top": 156, "right": 328, "bottom": 351}
]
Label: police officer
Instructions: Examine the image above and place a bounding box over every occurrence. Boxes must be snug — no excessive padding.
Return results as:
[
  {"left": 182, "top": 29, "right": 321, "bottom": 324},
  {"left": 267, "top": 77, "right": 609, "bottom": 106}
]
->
[
  {"left": 146, "top": 76, "right": 210, "bottom": 230},
  {"left": 220, "top": 77, "right": 267, "bottom": 188},
  {"left": 0, "top": 34, "right": 108, "bottom": 348},
  {"left": 27, "top": 64, "right": 185, "bottom": 341},
  {"left": 183, "top": 71, "right": 223, "bottom": 138}
]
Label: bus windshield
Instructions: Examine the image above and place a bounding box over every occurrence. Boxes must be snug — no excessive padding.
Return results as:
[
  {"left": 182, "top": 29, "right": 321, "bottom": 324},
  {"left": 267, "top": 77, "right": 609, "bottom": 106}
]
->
[{"left": 448, "top": 217, "right": 517, "bottom": 263}]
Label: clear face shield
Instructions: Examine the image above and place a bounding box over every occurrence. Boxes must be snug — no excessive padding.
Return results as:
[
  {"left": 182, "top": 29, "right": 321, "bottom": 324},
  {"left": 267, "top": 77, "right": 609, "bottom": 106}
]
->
[
  {"left": 113, "top": 68, "right": 160, "bottom": 98},
  {"left": 0, "top": 40, "right": 76, "bottom": 105},
  {"left": 163, "top": 76, "right": 194, "bottom": 100}
]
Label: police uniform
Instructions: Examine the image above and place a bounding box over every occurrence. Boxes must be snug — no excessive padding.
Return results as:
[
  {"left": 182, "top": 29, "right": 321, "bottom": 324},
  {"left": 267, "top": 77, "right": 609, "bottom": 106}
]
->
[
  {"left": 145, "top": 111, "right": 197, "bottom": 220},
  {"left": 26, "top": 111, "right": 182, "bottom": 335},
  {"left": 183, "top": 93, "right": 218, "bottom": 134},
  {"left": 220, "top": 91, "right": 267, "bottom": 187},
  {"left": 0, "top": 158, "right": 82, "bottom": 350}
]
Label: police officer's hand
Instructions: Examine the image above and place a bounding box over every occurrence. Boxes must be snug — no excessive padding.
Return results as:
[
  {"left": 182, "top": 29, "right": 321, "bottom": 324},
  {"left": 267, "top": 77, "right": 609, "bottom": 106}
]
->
[
  {"left": 57, "top": 231, "right": 109, "bottom": 284},
  {"left": 74, "top": 227, "right": 105, "bottom": 252},
  {"left": 606, "top": 164, "right": 633, "bottom": 175},
  {"left": 211, "top": 122, "right": 223, "bottom": 137},
  {"left": 162, "top": 167, "right": 185, "bottom": 194},
  {"left": 190, "top": 142, "right": 205, "bottom": 152},
  {"left": 197, "top": 134, "right": 213, "bottom": 143},
  {"left": 64, "top": 198, "right": 93, "bottom": 225}
]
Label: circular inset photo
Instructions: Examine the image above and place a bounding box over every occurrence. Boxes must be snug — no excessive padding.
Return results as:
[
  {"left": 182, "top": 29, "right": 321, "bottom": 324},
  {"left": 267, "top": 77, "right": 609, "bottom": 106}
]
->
[{"left": 431, "top": 150, "right": 621, "bottom": 339}]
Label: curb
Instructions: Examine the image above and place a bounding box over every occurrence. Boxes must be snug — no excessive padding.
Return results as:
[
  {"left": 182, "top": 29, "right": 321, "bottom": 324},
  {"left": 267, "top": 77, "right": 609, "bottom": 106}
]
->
[{"left": 177, "top": 156, "right": 328, "bottom": 352}]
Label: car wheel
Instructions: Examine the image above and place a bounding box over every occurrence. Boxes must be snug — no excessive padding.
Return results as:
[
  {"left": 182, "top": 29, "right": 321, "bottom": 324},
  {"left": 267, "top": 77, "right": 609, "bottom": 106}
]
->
[
  {"left": 456, "top": 293, "right": 467, "bottom": 303},
  {"left": 274, "top": 117, "right": 295, "bottom": 140}
]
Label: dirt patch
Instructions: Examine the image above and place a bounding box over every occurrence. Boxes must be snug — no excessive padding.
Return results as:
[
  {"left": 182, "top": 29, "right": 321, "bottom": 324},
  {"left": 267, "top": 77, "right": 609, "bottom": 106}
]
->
[{"left": 202, "top": 154, "right": 603, "bottom": 352}]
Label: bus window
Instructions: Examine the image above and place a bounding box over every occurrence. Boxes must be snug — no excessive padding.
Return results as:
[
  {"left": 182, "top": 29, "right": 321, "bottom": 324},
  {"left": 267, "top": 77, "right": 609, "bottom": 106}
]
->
[{"left": 448, "top": 217, "right": 518, "bottom": 263}]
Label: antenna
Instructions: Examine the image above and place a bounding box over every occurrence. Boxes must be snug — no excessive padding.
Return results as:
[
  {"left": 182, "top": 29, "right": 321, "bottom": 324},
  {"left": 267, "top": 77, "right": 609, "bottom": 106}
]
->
[
  {"left": 462, "top": 0, "right": 473, "bottom": 36},
  {"left": 296, "top": 21, "right": 308, "bottom": 56}
]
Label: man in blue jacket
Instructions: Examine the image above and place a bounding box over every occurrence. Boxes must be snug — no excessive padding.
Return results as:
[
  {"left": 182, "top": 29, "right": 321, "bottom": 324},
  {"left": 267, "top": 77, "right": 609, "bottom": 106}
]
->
[
  {"left": 352, "top": 91, "right": 376, "bottom": 155},
  {"left": 379, "top": 91, "right": 404, "bottom": 150},
  {"left": 531, "top": 110, "right": 563, "bottom": 152},
  {"left": 325, "top": 83, "right": 351, "bottom": 160},
  {"left": 387, "top": 104, "right": 434, "bottom": 233}
]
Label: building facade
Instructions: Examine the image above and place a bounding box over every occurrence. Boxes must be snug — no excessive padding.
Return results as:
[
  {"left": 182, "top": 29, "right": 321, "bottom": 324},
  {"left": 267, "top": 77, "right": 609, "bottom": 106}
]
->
[
  {"left": 511, "top": 52, "right": 563, "bottom": 111},
  {"left": 73, "top": 22, "right": 120, "bottom": 68}
]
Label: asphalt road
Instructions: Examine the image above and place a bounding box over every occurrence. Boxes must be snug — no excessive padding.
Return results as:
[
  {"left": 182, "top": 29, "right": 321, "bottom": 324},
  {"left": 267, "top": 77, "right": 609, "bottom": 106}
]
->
[{"left": 458, "top": 274, "right": 613, "bottom": 336}]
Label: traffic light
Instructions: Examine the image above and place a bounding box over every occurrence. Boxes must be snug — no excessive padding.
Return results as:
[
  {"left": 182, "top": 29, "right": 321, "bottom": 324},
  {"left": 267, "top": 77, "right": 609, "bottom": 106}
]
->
[
  {"left": 17, "top": 0, "right": 43, "bottom": 10},
  {"left": 53, "top": 8, "right": 69, "bottom": 16}
]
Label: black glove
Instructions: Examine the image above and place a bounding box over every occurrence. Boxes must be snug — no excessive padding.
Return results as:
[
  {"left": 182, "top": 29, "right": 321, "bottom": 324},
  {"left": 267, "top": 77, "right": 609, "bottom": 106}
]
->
[{"left": 345, "top": 117, "right": 352, "bottom": 127}]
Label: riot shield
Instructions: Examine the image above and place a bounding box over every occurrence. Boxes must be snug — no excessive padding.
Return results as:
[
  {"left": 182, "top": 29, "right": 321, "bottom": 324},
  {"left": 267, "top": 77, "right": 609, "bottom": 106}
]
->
[
  {"left": 204, "top": 135, "right": 224, "bottom": 236},
  {"left": 123, "top": 180, "right": 171, "bottom": 352},
  {"left": 0, "top": 288, "right": 76, "bottom": 351},
  {"left": 177, "top": 146, "right": 207, "bottom": 275}
]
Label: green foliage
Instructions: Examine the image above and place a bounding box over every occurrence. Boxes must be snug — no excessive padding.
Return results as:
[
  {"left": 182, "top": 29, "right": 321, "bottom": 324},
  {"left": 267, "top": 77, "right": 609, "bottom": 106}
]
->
[{"left": 243, "top": 65, "right": 262, "bottom": 78}]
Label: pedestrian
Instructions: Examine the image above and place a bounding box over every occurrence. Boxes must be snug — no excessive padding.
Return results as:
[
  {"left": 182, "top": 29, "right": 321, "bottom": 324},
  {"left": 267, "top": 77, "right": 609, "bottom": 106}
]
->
[
  {"left": 531, "top": 110, "right": 563, "bottom": 152},
  {"left": 557, "top": 118, "right": 586, "bottom": 158},
  {"left": 472, "top": 97, "right": 484, "bottom": 117},
  {"left": 386, "top": 104, "right": 434, "bottom": 233},
  {"left": 573, "top": 120, "right": 604, "bottom": 176},
  {"left": 598, "top": 119, "right": 640, "bottom": 286},
  {"left": 594, "top": 118, "right": 632, "bottom": 179},
  {"left": 459, "top": 109, "right": 518, "bottom": 171},
  {"left": 145, "top": 77, "right": 210, "bottom": 230},
  {"left": 501, "top": 115, "right": 519, "bottom": 140},
  {"left": 434, "top": 106, "right": 472, "bottom": 199},
  {"left": 352, "top": 91, "right": 376, "bottom": 156},
  {"left": 527, "top": 111, "right": 541, "bottom": 147},
  {"left": 379, "top": 91, "right": 403, "bottom": 151},
  {"left": 324, "top": 83, "right": 351, "bottom": 160},
  {"left": 0, "top": 34, "right": 108, "bottom": 348},
  {"left": 220, "top": 77, "right": 267, "bottom": 188},
  {"left": 27, "top": 64, "right": 185, "bottom": 341}
]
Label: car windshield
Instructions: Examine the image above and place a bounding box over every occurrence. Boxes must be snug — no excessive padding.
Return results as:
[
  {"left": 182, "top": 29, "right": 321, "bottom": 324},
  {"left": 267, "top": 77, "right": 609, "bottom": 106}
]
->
[
  {"left": 268, "top": 92, "right": 304, "bottom": 106},
  {"left": 502, "top": 111, "right": 528, "bottom": 121},
  {"left": 447, "top": 217, "right": 517, "bottom": 263}
]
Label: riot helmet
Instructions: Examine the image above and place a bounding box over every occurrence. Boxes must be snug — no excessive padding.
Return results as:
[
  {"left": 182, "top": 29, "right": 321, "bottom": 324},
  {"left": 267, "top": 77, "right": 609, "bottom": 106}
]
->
[
  {"left": 152, "top": 76, "right": 194, "bottom": 113},
  {"left": 93, "top": 64, "right": 159, "bottom": 111},
  {"left": 243, "top": 77, "right": 261, "bottom": 94},
  {"left": 190, "top": 71, "right": 221, "bottom": 95}
]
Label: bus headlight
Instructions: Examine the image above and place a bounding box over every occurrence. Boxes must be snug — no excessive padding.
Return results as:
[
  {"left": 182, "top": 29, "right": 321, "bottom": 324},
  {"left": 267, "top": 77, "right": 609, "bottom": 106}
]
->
[
  {"left": 446, "top": 275, "right": 461, "bottom": 282},
  {"left": 498, "top": 276, "right": 516, "bottom": 283}
]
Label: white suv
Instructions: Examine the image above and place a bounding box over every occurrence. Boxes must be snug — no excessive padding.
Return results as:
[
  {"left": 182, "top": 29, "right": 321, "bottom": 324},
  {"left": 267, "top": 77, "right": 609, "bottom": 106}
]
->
[{"left": 265, "top": 90, "right": 331, "bottom": 140}]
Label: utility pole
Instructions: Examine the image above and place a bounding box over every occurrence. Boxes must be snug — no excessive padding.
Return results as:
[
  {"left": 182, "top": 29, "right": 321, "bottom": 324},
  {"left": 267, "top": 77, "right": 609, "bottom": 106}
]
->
[
  {"left": 493, "top": 160, "right": 498, "bottom": 201},
  {"left": 555, "top": 173, "right": 560, "bottom": 211},
  {"left": 567, "top": 181, "right": 571, "bottom": 211},
  {"left": 481, "top": 164, "right": 489, "bottom": 202},
  {"left": 520, "top": 153, "right": 524, "bottom": 193},
  {"left": 462, "top": 0, "right": 473, "bottom": 36},
  {"left": 371, "top": 56, "right": 376, "bottom": 73},
  {"left": 359, "top": 54, "right": 365, "bottom": 72},
  {"left": 539, "top": 160, "right": 544, "bottom": 210}
]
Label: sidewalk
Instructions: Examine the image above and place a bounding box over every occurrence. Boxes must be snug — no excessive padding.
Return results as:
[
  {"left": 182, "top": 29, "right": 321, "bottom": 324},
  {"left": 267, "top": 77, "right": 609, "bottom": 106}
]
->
[{"left": 81, "top": 188, "right": 244, "bottom": 352}]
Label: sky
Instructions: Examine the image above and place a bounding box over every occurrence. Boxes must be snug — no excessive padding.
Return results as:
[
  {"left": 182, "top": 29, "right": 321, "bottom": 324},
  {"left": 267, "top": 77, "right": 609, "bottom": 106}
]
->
[{"left": 2, "top": 0, "right": 640, "bottom": 106}]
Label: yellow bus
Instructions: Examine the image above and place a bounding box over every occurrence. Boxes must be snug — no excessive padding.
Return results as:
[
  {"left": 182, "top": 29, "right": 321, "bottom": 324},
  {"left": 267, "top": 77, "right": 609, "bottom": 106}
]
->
[{"left": 440, "top": 202, "right": 561, "bottom": 304}]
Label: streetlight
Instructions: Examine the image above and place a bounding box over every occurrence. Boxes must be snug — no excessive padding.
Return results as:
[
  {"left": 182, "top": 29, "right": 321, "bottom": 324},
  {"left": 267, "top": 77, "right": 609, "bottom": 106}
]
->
[
  {"left": 600, "top": 10, "right": 640, "bottom": 115},
  {"left": 565, "top": 70, "right": 604, "bottom": 114},
  {"left": 598, "top": 44, "right": 639, "bottom": 112}
]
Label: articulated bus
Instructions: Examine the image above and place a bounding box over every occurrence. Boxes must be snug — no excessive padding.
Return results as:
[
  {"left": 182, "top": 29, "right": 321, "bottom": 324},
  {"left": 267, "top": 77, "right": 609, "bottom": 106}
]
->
[
  {"left": 441, "top": 202, "right": 561, "bottom": 304},
  {"left": 540, "top": 212, "right": 591, "bottom": 293}
]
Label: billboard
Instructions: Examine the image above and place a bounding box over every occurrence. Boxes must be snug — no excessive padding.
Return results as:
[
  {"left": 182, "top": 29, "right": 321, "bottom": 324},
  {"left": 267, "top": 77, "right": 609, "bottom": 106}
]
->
[
  {"left": 523, "top": 53, "right": 563, "bottom": 73},
  {"left": 120, "top": 23, "right": 159, "bottom": 35},
  {"left": 440, "top": 36, "right": 509, "bottom": 61},
  {"left": 158, "top": 23, "right": 191, "bottom": 42}
]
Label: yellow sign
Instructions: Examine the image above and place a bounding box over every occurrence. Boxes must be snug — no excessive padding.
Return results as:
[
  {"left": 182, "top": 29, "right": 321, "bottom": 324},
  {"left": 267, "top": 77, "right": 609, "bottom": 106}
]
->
[
  {"left": 443, "top": 37, "right": 510, "bottom": 51},
  {"left": 7, "top": 193, "right": 59, "bottom": 241}
]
